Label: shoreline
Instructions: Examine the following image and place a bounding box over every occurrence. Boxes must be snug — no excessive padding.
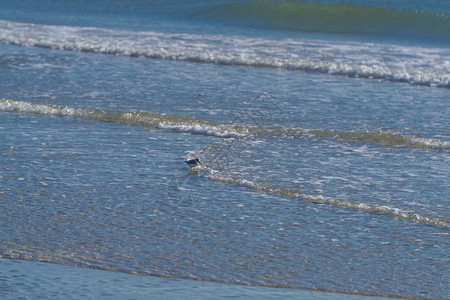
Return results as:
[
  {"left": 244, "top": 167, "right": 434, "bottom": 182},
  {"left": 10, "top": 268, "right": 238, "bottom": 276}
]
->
[{"left": 0, "top": 258, "right": 394, "bottom": 299}]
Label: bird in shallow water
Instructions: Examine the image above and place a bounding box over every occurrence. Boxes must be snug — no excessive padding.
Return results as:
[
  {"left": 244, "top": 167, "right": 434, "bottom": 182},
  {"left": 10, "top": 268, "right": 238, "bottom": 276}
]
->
[{"left": 185, "top": 158, "right": 202, "bottom": 169}]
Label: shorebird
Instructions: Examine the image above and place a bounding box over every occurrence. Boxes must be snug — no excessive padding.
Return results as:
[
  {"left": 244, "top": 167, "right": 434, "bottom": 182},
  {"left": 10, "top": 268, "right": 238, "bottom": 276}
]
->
[{"left": 185, "top": 158, "right": 202, "bottom": 169}]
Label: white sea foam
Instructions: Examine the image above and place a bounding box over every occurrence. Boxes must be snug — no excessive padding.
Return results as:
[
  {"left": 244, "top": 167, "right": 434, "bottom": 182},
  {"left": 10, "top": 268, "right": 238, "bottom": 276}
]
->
[
  {"left": 405, "top": 135, "right": 450, "bottom": 150},
  {"left": 202, "top": 167, "right": 449, "bottom": 228},
  {"left": 0, "top": 99, "right": 247, "bottom": 139},
  {"left": 156, "top": 123, "right": 246, "bottom": 138},
  {"left": 1, "top": 99, "right": 448, "bottom": 150},
  {"left": 0, "top": 20, "right": 448, "bottom": 87}
]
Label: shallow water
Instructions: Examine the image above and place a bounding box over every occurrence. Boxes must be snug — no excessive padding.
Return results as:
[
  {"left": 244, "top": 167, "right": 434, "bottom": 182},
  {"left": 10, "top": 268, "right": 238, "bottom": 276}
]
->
[
  {"left": 1, "top": 0, "right": 449, "bottom": 299},
  {"left": 0, "top": 259, "right": 391, "bottom": 300}
]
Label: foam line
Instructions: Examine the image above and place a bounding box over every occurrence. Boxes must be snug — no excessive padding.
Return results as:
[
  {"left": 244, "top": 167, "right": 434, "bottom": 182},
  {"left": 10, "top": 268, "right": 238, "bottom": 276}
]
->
[
  {"left": 1, "top": 99, "right": 448, "bottom": 150},
  {"left": 1, "top": 20, "right": 448, "bottom": 87},
  {"left": 200, "top": 167, "right": 450, "bottom": 229},
  {"left": 0, "top": 99, "right": 247, "bottom": 138}
]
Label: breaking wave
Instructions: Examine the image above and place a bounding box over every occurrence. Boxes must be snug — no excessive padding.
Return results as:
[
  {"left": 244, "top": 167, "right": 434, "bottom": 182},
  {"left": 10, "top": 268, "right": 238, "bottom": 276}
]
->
[
  {"left": 0, "top": 99, "right": 247, "bottom": 138},
  {"left": 285, "top": 128, "right": 450, "bottom": 151},
  {"left": 1, "top": 99, "right": 449, "bottom": 151},
  {"left": 209, "top": 0, "right": 450, "bottom": 42},
  {"left": 203, "top": 169, "right": 450, "bottom": 229},
  {"left": 0, "top": 20, "right": 448, "bottom": 87}
]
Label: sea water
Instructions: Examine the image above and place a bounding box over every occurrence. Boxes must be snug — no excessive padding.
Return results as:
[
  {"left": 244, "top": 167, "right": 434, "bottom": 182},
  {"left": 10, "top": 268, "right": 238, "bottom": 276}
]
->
[{"left": 0, "top": 0, "right": 449, "bottom": 299}]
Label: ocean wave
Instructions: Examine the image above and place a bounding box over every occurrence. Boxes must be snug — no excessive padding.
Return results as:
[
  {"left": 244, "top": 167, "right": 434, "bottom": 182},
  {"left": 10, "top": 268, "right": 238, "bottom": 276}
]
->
[
  {"left": 0, "top": 20, "right": 448, "bottom": 87},
  {"left": 301, "top": 129, "right": 450, "bottom": 151},
  {"left": 208, "top": 0, "right": 450, "bottom": 42},
  {"left": 0, "top": 99, "right": 247, "bottom": 138},
  {"left": 255, "top": 128, "right": 449, "bottom": 151},
  {"left": 198, "top": 166, "right": 450, "bottom": 229},
  {"left": 1, "top": 99, "right": 448, "bottom": 151},
  {"left": 2, "top": 98, "right": 448, "bottom": 228}
]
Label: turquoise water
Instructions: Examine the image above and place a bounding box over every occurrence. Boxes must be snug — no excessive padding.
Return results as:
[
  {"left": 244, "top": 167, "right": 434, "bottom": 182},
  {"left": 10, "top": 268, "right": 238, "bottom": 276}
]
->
[{"left": 1, "top": 0, "right": 449, "bottom": 299}]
